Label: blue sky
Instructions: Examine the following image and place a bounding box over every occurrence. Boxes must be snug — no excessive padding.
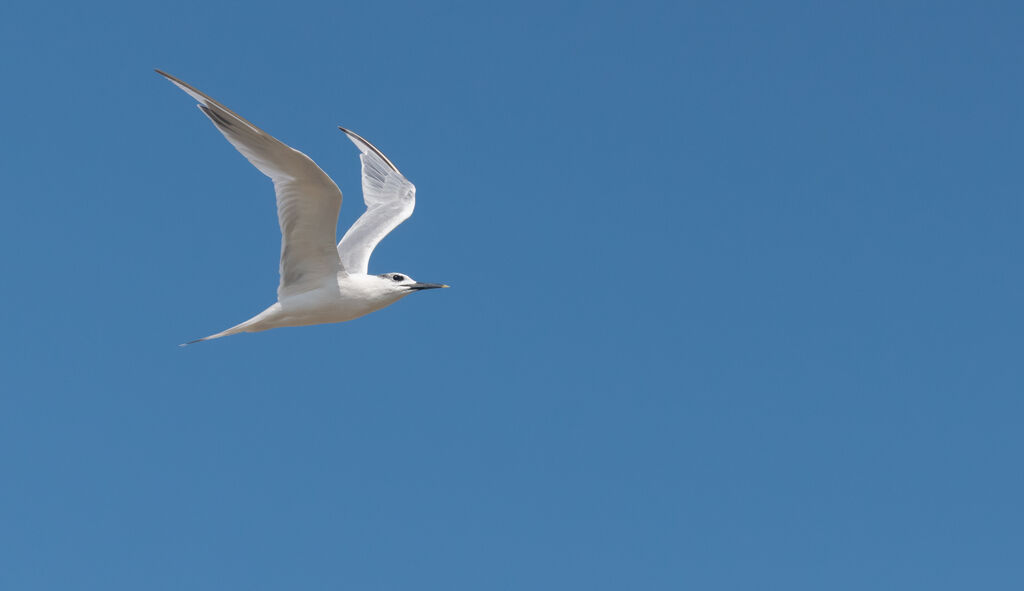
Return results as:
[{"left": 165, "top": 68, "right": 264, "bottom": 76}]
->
[{"left": 2, "top": 0, "right": 1022, "bottom": 589}]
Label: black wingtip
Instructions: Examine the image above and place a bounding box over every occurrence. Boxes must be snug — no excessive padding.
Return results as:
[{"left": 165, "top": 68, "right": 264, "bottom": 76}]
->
[
  {"left": 336, "top": 126, "right": 401, "bottom": 174},
  {"left": 199, "top": 104, "right": 235, "bottom": 128}
]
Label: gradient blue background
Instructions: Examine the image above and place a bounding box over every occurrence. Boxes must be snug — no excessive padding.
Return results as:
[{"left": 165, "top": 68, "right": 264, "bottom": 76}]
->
[{"left": 2, "top": 1, "right": 1022, "bottom": 589}]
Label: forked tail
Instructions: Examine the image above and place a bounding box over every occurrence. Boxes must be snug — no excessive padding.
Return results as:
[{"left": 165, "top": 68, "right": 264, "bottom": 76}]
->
[
  {"left": 179, "top": 304, "right": 282, "bottom": 346},
  {"left": 179, "top": 317, "right": 262, "bottom": 346}
]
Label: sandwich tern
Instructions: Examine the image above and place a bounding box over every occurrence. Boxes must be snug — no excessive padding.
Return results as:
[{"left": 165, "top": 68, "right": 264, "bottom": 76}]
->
[{"left": 156, "top": 70, "right": 448, "bottom": 345}]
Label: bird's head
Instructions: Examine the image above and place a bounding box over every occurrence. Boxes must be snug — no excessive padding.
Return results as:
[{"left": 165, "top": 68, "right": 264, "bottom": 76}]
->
[{"left": 376, "top": 272, "right": 449, "bottom": 296}]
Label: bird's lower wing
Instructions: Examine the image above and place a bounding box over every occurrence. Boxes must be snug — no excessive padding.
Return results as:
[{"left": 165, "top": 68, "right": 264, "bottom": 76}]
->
[
  {"left": 157, "top": 70, "right": 345, "bottom": 298},
  {"left": 336, "top": 127, "right": 415, "bottom": 274}
]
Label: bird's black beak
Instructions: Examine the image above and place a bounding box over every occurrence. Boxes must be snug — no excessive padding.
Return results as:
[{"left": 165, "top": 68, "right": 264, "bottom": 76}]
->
[{"left": 407, "top": 282, "right": 449, "bottom": 291}]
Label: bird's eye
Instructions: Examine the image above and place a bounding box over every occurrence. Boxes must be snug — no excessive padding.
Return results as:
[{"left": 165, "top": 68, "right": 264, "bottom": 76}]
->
[{"left": 392, "top": 274, "right": 404, "bottom": 282}]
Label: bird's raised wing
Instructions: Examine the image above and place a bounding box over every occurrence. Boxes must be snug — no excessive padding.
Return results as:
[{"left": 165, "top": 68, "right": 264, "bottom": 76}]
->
[
  {"left": 157, "top": 70, "right": 344, "bottom": 298},
  {"left": 336, "top": 127, "right": 415, "bottom": 274}
]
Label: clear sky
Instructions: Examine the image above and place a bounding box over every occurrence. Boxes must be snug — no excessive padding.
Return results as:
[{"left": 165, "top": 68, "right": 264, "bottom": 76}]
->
[{"left": 2, "top": 0, "right": 1022, "bottom": 589}]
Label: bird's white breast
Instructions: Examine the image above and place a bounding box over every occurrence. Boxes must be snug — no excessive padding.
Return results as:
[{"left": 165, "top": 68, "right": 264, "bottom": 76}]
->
[{"left": 260, "top": 274, "right": 407, "bottom": 329}]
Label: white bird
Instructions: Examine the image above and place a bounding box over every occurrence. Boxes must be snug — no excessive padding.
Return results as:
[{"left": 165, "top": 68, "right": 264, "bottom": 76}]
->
[{"left": 157, "top": 70, "right": 448, "bottom": 345}]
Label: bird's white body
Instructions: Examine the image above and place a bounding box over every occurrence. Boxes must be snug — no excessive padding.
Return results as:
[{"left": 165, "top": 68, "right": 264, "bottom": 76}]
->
[
  {"left": 157, "top": 70, "right": 447, "bottom": 344},
  {"left": 214, "top": 274, "right": 412, "bottom": 339}
]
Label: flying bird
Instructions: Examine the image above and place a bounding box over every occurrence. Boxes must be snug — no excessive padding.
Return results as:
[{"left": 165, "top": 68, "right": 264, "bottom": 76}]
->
[{"left": 156, "top": 70, "right": 448, "bottom": 345}]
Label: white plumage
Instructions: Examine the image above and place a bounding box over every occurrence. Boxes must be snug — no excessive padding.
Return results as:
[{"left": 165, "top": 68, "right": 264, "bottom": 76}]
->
[{"left": 157, "top": 70, "right": 447, "bottom": 345}]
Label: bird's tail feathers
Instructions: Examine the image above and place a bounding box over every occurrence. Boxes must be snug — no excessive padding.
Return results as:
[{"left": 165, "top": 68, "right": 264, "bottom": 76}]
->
[{"left": 179, "top": 317, "right": 262, "bottom": 347}]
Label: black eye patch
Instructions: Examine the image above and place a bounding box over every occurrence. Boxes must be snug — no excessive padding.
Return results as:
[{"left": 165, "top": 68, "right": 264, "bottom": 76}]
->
[{"left": 392, "top": 274, "right": 405, "bottom": 282}]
